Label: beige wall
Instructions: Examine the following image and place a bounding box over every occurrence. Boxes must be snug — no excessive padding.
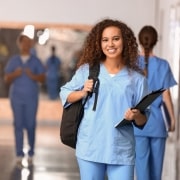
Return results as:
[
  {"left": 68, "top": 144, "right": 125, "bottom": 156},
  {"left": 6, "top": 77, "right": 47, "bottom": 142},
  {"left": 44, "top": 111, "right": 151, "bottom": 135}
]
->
[{"left": 0, "top": 0, "right": 156, "bottom": 36}]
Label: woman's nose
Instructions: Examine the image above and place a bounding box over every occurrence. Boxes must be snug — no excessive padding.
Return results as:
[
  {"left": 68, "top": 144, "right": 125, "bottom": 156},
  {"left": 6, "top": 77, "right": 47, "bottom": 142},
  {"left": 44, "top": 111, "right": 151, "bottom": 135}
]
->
[{"left": 108, "top": 40, "right": 114, "bottom": 46}]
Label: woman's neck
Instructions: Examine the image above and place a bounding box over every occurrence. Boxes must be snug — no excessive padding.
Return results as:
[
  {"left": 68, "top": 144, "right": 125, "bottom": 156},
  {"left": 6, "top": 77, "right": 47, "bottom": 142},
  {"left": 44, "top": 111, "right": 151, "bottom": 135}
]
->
[
  {"left": 140, "top": 49, "right": 154, "bottom": 56},
  {"left": 103, "top": 59, "right": 125, "bottom": 74}
]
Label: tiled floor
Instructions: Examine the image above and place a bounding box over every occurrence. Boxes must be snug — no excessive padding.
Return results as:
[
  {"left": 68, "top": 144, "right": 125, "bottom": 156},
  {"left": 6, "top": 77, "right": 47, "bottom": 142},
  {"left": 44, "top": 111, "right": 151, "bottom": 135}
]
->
[
  {"left": 0, "top": 123, "right": 80, "bottom": 180},
  {"left": 0, "top": 97, "right": 179, "bottom": 180},
  {"left": 0, "top": 96, "right": 80, "bottom": 180}
]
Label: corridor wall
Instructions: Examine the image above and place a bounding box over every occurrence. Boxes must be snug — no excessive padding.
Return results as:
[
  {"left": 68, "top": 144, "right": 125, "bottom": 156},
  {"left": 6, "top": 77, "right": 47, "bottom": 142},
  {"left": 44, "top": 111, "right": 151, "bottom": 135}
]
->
[{"left": 0, "top": 0, "right": 156, "bottom": 37}]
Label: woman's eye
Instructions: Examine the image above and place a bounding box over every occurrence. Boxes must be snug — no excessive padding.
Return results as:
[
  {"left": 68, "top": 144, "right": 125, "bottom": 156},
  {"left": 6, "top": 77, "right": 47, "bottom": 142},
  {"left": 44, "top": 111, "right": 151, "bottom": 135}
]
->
[
  {"left": 113, "top": 37, "right": 120, "bottom": 41},
  {"left": 102, "top": 39, "right": 108, "bottom": 42}
]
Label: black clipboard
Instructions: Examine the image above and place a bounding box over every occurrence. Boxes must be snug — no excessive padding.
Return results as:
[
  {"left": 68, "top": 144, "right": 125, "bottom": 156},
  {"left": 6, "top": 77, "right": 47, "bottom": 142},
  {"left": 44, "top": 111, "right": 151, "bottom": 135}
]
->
[{"left": 115, "top": 88, "right": 165, "bottom": 127}]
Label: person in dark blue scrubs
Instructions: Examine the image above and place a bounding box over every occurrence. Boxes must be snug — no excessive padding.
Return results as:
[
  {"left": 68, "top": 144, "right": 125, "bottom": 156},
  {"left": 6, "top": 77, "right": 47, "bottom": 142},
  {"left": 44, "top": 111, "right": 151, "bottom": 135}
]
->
[
  {"left": 46, "top": 45, "right": 61, "bottom": 100},
  {"left": 4, "top": 32, "right": 45, "bottom": 167}
]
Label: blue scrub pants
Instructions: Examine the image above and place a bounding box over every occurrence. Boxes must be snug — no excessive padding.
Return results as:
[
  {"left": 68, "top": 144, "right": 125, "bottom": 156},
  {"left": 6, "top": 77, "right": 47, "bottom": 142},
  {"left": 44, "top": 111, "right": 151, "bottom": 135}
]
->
[
  {"left": 135, "top": 136, "right": 166, "bottom": 180},
  {"left": 46, "top": 77, "right": 59, "bottom": 99},
  {"left": 11, "top": 98, "right": 38, "bottom": 157},
  {"left": 77, "top": 158, "right": 134, "bottom": 180}
]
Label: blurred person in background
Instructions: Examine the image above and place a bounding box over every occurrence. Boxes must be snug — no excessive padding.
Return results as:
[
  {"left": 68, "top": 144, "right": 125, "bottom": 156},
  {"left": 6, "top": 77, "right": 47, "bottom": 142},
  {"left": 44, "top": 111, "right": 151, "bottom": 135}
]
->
[
  {"left": 134, "top": 25, "right": 177, "bottom": 180},
  {"left": 45, "top": 45, "right": 61, "bottom": 100},
  {"left": 4, "top": 31, "right": 46, "bottom": 167}
]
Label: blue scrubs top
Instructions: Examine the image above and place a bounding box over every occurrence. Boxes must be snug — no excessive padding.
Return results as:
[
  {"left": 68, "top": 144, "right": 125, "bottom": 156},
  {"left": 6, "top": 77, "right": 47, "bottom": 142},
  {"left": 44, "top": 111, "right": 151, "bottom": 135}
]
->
[
  {"left": 134, "top": 56, "right": 177, "bottom": 138},
  {"left": 46, "top": 55, "right": 61, "bottom": 79},
  {"left": 60, "top": 63, "right": 148, "bottom": 165},
  {"left": 5, "top": 55, "right": 45, "bottom": 103}
]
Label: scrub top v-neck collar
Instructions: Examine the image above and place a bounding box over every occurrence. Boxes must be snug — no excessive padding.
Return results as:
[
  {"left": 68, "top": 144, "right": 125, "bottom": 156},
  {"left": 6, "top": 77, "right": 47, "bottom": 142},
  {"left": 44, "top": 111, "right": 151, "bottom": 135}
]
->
[{"left": 101, "top": 63, "right": 128, "bottom": 78}]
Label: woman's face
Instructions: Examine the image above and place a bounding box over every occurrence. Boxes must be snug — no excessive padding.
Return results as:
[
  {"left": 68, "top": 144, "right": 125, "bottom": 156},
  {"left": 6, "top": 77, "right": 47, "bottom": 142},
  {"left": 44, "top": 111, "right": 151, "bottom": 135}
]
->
[
  {"left": 18, "top": 35, "right": 33, "bottom": 55},
  {"left": 101, "top": 26, "right": 123, "bottom": 60}
]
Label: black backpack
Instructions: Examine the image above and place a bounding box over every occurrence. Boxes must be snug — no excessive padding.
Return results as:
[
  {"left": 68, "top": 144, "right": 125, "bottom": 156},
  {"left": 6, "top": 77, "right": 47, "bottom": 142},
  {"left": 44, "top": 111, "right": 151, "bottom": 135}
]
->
[{"left": 60, "top": 64, "right": 100, "bottom": 148}]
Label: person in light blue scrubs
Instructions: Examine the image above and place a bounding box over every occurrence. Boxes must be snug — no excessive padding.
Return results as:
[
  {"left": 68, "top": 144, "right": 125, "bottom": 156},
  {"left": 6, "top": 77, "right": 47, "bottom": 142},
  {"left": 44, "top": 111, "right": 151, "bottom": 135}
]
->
[
  {"left": 4, "top": 32, "right": 45, "bottom": 167},
  {"left": 134, "top": 26, "right": 177, "bottom": 180},
  {"left": 60, "top": 19, "right": 149, "bottom": 180},
  {"left": 46, "top": 45, "right": 61, "bottom": 100}
]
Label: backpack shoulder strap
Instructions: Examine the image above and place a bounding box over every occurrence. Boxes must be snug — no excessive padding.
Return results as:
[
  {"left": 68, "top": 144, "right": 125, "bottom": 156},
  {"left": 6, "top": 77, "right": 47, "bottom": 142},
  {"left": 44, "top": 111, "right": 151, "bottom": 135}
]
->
[{"left": 88, "top": 64, "right": 100, "bottom": 111}]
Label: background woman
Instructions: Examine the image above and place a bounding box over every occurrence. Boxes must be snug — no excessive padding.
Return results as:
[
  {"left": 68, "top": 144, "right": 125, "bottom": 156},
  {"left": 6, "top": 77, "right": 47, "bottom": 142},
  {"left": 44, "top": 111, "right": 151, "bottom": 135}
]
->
[{"left": 134, "top": 25, "right": 177, "bottom": 180}]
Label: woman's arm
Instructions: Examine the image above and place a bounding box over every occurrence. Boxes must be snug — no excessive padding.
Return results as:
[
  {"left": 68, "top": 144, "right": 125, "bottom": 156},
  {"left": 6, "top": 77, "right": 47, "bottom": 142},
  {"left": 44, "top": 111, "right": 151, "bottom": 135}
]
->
[
  {"left": 162, "top": 89, "right": 176, "bottom": 131},
  {"left": 4, "top": 67, "right": 23, "bottom": 84},
  {"left": 24, "top": 68, "right": 45, "bottom": 83},
  {"left": 67, "top": 79, "right": 93, "bottom": 103}
]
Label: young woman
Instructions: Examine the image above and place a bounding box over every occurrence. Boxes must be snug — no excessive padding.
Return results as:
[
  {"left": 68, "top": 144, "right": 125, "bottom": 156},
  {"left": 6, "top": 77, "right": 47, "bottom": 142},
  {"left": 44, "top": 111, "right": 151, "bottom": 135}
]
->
[
  {"left": 134, "top": 25, "right": 177, "bottom": 180},
  {"left": 60, "top": 19, "right": 148, "bottom": 180}
]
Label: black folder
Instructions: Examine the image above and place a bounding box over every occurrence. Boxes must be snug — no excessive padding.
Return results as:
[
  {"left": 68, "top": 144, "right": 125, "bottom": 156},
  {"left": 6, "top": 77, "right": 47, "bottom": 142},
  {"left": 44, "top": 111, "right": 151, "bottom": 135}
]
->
[{"left": 115, "top": 88, "right": 165, "bottom": 127}]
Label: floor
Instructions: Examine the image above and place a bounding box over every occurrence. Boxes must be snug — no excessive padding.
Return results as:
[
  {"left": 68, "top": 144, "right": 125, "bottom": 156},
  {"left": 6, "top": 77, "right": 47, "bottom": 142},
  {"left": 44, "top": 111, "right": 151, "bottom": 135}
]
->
[
  {"left": 0, "top": 96, "right": 179, "bottom": 180},
  {"left": 0, "top": 123, "right": 80, "bottom": 180},
  {"left": 0, "top": 96, "right": 80, "bottom": 180}
]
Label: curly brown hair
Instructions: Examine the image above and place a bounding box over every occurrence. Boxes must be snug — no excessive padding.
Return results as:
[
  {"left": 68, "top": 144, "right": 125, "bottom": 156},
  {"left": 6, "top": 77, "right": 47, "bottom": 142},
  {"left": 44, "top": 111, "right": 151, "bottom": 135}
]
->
[{"left": 77, "top": 18, "right": 141, "bottom": 73}]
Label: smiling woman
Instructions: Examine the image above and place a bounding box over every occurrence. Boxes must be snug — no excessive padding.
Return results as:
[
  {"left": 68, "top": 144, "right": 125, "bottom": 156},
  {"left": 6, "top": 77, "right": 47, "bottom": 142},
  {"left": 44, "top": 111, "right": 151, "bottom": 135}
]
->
[{"left": 60, "top": 18, "right": 148, "bottom": 180}]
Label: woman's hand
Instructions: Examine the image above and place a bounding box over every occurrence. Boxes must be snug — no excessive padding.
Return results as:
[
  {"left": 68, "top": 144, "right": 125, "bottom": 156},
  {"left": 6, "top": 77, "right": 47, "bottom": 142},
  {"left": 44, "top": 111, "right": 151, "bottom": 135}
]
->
[
  {"left": 14, "top": 67, "right": 23, "bottom": 77},
  {"left": 24, "top": 68, "right": 45, "bottom": 83},
  {"left": 124, "top": 108, "right": 147, "bottom": 126},
  {"left": 67, "top": 79, "right": 94, "bottom": 103},
  {"left": 124, "top": 108, "right": 140, "bottom": 121},
  {"left": 82, "top": 79, "right": 94, "bottom": 93}
]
